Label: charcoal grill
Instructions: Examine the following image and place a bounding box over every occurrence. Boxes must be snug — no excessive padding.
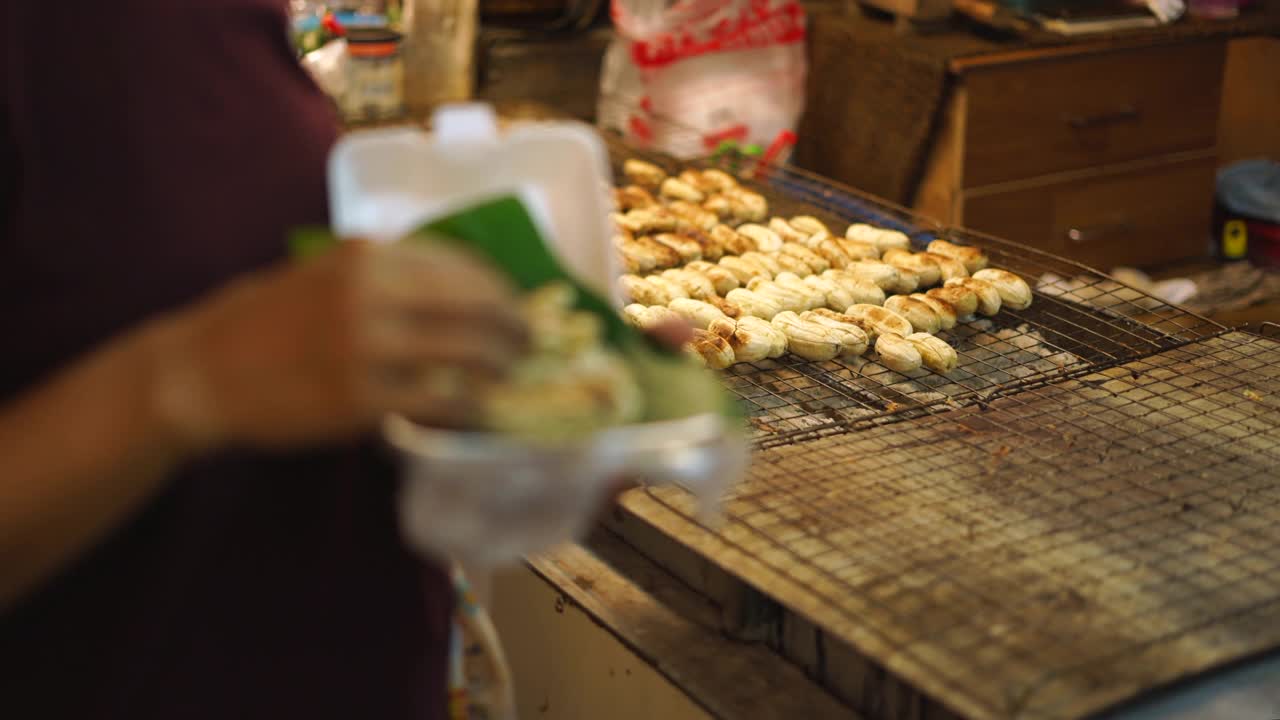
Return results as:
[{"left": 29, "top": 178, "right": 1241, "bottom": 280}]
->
[{"left": 601, "top": 137, "right": 1280, "bottom": 720}]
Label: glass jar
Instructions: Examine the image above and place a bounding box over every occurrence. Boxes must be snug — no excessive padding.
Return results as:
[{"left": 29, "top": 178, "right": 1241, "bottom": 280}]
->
[{"left": 343, "top": 27, "right": 405, "bottom": 122}]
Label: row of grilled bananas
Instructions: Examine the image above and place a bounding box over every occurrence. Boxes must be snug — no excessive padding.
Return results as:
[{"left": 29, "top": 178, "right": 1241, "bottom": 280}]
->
[
  {"left": 611, "top": 162, "right": 1032, "bottom": 375},
  {"left": 621, "top": 264, "right": 1033, "bottom": 374}
]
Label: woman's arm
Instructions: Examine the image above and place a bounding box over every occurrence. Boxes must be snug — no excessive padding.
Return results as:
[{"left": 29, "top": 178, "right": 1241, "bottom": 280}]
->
[
  {"left": 0, "top": 320, "right": 185, "bottom": 610},
  {"left": 0, "top": 241, "right": 527, "bottom": 611}
]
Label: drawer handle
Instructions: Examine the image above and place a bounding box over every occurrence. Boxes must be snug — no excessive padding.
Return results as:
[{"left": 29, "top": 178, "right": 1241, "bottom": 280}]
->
[
  {"left": 1066, "top": 105, "right": 1140, "bottom": 130},
  {"left": 1067, "top": 222, "right": 1132, "bottom": 245}
]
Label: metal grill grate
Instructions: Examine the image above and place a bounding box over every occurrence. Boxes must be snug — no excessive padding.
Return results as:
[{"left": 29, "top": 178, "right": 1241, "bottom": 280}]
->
[
  {"left": 606, "top": 139, "right": 1280, "bottom": 718},
  {"left": 607, "top": 137, "right": 1225, "bottom": 443},
  {"left": 644, "top": 332, "right": 1280, "bottom": 719}
]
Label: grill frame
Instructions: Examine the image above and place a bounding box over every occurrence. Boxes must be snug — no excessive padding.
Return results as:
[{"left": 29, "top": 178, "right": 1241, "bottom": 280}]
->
[{"left": 603, "top": 139, "right": 1280, "bottom": 720}]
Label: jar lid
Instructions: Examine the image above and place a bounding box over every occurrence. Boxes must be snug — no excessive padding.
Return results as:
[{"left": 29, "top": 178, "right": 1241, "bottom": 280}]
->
[
  {"left": 346, "top": 27, "right": 401, "bottom": 58},
  {"left": 346, "top": 27, "right": 402, "bottom": 44}
]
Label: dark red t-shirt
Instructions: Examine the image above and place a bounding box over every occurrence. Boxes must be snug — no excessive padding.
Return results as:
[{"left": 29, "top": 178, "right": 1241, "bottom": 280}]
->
[{"left": 1, "top": 3, "right": 452, "bottom": 718}]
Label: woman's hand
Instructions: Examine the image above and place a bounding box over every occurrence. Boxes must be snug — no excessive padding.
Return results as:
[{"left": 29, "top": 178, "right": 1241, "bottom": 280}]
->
[
  {"left": 150, "top": 241, "right": 528, "bottom": 452},
  {"left": 601, "top": 318, "right": 695, "bottom": 506}
]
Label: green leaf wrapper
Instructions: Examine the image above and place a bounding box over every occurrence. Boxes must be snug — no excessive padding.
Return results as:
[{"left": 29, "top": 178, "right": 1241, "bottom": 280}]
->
[{"left": 289, "top": 195, "right": 744, "bottom": 423}]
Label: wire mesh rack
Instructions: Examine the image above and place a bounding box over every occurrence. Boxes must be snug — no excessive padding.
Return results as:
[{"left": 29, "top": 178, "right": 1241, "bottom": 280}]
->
[
  {"left": 606, "top": 135, "right": 1227, "bottom": 445},
  {"left": 641, "top": 331, "right": 1280, "bottom": 720},
  {"left": 604, "top": 138, "right": 1280, "bottom": 719}
]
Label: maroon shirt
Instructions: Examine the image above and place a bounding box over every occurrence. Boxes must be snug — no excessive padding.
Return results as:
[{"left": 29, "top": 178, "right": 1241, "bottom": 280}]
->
[{"left": 1, "top": 3, "right": 451, "bottom": 718}]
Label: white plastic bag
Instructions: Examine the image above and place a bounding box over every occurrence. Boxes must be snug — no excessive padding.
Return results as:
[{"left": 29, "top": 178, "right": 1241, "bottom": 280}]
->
[{"left": 599, "top": 0, "right": 807, "bottom": 159}]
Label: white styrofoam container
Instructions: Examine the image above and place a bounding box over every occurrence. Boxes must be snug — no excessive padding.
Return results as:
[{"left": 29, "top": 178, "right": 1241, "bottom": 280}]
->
[
  {"left": 328, "top": 103, "right": 621, "bottom": 304},
  {"left": 328, "top": 104, "right": 745, "bottom": 568}
]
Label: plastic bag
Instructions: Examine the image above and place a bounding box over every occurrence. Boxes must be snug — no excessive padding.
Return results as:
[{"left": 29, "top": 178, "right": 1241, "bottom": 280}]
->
[{"left": 598, "top": 0, "right": 807, "bottom": 159}]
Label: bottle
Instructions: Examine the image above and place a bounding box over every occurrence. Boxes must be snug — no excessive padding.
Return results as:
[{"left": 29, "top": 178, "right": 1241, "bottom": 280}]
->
[{"left": 399, "top": 0, "right": 478, "bottom": 114}]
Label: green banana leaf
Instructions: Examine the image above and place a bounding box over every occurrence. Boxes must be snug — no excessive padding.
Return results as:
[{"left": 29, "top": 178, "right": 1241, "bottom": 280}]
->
[{"left": 290, "top": 195, "right": 744, "bottom": 423}]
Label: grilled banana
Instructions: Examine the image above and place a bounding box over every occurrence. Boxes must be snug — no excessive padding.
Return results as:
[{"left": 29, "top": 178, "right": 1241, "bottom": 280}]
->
[
  {"left": 645, "top": 274, "right": 690, "bottom": 301},
  {"left": 736, "top": 316, "right": 788, "bottom": 358},
  {"left": 779, "top": 243, "right": 830, "bottom": 273},
  {"left": 624, "top": 159, "right": 666, "bottom": 189},
  {"left": 726, "top": 288, "right": 782, "bottom": 320},
  {"left": 617, "top": 207, "right": 679, "bottom": 235},
  {"left": 822, "top": 270, "right": 887, "bottom": 306},
  {"left": 615, "top": 185, "right": 657, "bottom": 210},
  {"left": 622, "top": 303, "right": 681, "bottom": 330},
  {"left": 770, "top": 217, "right": 811, "bottom": 244},
  {"left": 737, "top": 224, "right": 784, "bottom": 252},
  {"left": 887, "top": 264, "right": 920, "bottom": 294},
  {"left": 724, "top": 188, "right": 768, "bottom": 223},
  {"left": 768, "top": 252, "right": 812, "bottom": 276},
  {"left": 921, "top": 252, "right": 969, "bottom": 282},
  {"left": 706, "top": 317, "right": 736, "bottom": 340},
  {"left": 622, "top": 303, "right": 648, "bottom": 328},
  {"left": 667, "top": 201, "right": 720, "bottom": 232},
  {"left": 771, "top": 312, "right": 842, "bottom": 361},
  {"left": 686, "top": 329, "right": 735, "bottom": 369},
  {"left": 845, "top": 223, "right": 880, "bottom": 244},
  {"left": 972, "top": 269, "right": 1033, "bottom": 310},
  {"left": 847, "top": 225, "right": 912, "bottom": 253},
  {"left": 678, "top": 169, "right": 715, "bottom": 194},
  {"left": 906, "top": 333, "right": 958, "bottom": 374},
  {"left": 835, "top": 238, "right": 881, "bottom": 261},
  {"left": 702, "top": 194, "right": 733, "bottom": 220},
  {"left": 651, "top": 233, "right": 702, "bottom": 264},
  {"left": 618, "top": 275, "right": 670, "bottom": 306},
  {"left": 711, "top": 225, "right": 756, "bottom": 255},
  {"left": 789, "top": 216, "right": 830, "bottom": 236},
  {"left": 616, "top": 237, "right": 659, "bottom": 273},
  {"left": 945, "top": 277, "right": 1002, "bottom": 316},
  {"left": 686, "top": 260, "right": 741, "bottom": 295},
  {"left": 844, "top": 304, "right": 915, "bottom": 340},
  {"left": 669, "top": 298, "right": 729, "bottom": 329},
  {"left": 911, "top": 293, "right": 958, "bottom": 330},
  {"left": 700, "top": 169, "right": 739, "bottom": 192},
  {"left": 799, "top": 310, "right": 869, "bottom": 357},
  {"left": 772, "top": 273, "right": 827, "bottom": 310},
  {"left": 707, "top": 296, "right": 744, "bottom": 319},
  {"left": 927, "top": 239, "right": 989, "bottom": 273},
  {"left": 660, "top": 177, "right": 705, "bottom": 203},
  {"left": 875, "top": 332, "right": 923, "bottom": 373},
  {"left": 810, "top": 237, "right": 853, "bottom": 269},
  {"left": 885, "top": 295, "right": 942, "bottom": 334},
  {"left": 711, "top": 317, "right": 770, "bottom": 363},
  {"left": 747, "top": 278, "right": 811, "bottom": 313},
  {"left": 841, "top": 260, "right": 901, "bottom": 291},
  {"left": 927, "top": 286, "right": 979, "bottom": 320},
  {"left": 741, "top": 251, "right": 782, "bottom": 276},
  {"left": 802, "top": 275, "right": 856, "bottom": 311},
  {"left": 661, "top": 268, "right": 717, "bottom": 300},
  {"left": 883, "top": 248, "right": 942, "bottom": 288},
  {"left": 631, "top": 235, "right": 681, "bottom": 268},
  {"left": 719, "top": 256, "right": 769, "bottom": 284},
  {"left": 681, "top": 228, "right": 724, "bottom": 262}
]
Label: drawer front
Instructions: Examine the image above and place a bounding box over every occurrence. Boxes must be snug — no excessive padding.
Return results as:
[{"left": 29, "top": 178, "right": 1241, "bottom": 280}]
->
[
  {"left": 961, "top": 155, "right": 1217, "bottom": 269},
  {"left": 963, "top": 42, "right": 1226, "bottom": 188}
]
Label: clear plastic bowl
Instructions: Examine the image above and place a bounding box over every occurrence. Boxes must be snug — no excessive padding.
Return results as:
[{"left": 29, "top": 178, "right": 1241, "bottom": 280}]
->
[{"left": 386, "top": 412, "right": 747, "bottom": 568}]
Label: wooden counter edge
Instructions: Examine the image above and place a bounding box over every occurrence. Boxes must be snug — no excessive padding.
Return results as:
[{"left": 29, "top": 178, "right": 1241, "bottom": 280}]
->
[{"left": 524, "top": 534, "right": 862, "bottom": 720}]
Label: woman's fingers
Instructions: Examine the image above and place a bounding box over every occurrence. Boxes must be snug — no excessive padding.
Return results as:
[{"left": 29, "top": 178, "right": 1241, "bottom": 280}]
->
[
  {"left": 646, "top": 318, "right": 695, "bottom": 349},
  {"left": 363, "top": 315, "right": 524, "bottom": 374}
]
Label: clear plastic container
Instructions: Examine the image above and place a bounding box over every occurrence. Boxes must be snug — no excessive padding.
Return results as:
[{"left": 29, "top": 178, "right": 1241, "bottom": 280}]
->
[{"left": 329, "top": 104, "right": 746, "bottom": 567}]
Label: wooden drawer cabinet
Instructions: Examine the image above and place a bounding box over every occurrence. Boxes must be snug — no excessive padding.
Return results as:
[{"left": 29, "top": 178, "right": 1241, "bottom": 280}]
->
[
  {"left": 964, "top": 42, "right": 1225, "bottom": 187},
  {"left": 964, "top": 154, "right": 1218, "bottom": 270},
  {"left": 917, "top": 38, "right": 1228, "bottom": 269}
]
